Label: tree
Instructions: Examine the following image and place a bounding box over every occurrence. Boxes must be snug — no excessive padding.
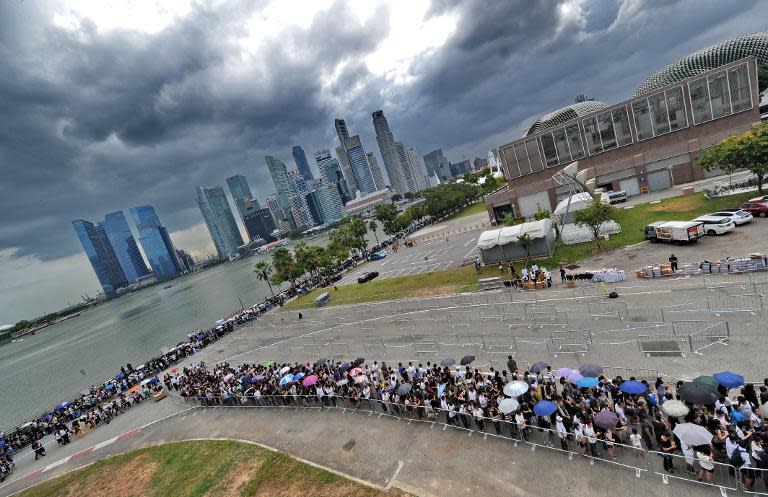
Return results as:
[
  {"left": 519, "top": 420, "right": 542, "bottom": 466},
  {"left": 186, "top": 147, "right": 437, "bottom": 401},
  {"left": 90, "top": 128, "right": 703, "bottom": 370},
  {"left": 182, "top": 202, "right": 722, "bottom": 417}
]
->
[
  {"left": 271, "top": 247, "right": 301, "bottom": 287},
  {"left": 516, "top": 232, "right": 533, "bottom": 268},
  {"left": 502, "top": 213, "right": 518, "bottom": 226},
  {"left": 534, "top": 204, "right": 551, "bottom": 221},
  {"left": 374, "top": 203, "right": 398, "bottom": 234},
  {"left": 700, "top": 121, "right": 768, "bottom": 193},
  {"left": 572, "top": 198, "right": 616, "bottom": 250},
  {"left": 293, "top": 241, "right": 323, "bottom": 278},
  {"left": 253, "top": 260, "right": 275, "bottom": 297},
  {"left": 368, "top": 220, "right": 379, "bottom": 244}
]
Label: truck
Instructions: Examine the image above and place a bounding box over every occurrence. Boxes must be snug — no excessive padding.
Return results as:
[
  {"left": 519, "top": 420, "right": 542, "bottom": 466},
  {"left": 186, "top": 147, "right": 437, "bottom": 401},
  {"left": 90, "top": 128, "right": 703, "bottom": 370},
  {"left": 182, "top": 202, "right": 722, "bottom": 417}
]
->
[{"left": 645, "top": 221, "right": 704, "bottom": 244}]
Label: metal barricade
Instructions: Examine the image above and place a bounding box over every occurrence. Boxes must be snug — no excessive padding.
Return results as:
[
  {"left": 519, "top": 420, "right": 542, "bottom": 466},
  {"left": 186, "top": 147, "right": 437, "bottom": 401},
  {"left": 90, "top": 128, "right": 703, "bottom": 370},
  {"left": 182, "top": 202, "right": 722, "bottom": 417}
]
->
[
  {"left": 687, "top": 321, "right": 730, "bottom": 355},
  {"left": 624, "top": 307, "right": 665, "bottom": 324},
  {"left": 547, "top": 330, "right": 590, "bottom": 357},
  {"left": 704, "top": 272, "right": 753, "bottom": 290},
  {"left": 743, "top": 467, "right": 768, "bottom": 496},
  {"left": 531, "top": 311, "right": 569, "bottom": 328},
  {"left": 707, "top": 294, "right": 763, "bottom": 315},
  {"left": 637, "top": 335, "right": 686, "bottom": 358},
  {"left": 481, "top": 333, "right": 518, "bottom": 355},
  {"left": 648, "top": 450, "right": 738, "bottom": 496},
  {"left": 412, "top": 337, "right": 440, "bottom": 357},
  {"left": 588, "top": 301, "right": 628, "bottom": 320},
  {"left": 600, "top": 365, "right": 660, "bottom": 382},
  {"left": 524, "top": 304, "right": 556, "bottom": 320}
]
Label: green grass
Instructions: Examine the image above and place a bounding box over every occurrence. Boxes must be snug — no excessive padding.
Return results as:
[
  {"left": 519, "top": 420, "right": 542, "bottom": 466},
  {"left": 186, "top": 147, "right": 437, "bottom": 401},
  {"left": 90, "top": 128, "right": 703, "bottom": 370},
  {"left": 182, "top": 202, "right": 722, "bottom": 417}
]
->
[
  {"left": 17, "top": 440, "right": 410, "bottom": 497},
  {"left": 443, "top": 201, "right": 487, "bottom": 221},
  {"left": 284, "top": 265, "right": 480, "bottom": 310}
]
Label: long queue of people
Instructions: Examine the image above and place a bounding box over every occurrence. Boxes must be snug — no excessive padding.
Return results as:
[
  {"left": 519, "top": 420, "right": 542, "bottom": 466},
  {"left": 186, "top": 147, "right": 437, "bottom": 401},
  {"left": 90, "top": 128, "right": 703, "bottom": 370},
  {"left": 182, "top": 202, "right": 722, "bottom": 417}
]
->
[{"left": 174, "top": 357, "right": 768, "bottom": 492}]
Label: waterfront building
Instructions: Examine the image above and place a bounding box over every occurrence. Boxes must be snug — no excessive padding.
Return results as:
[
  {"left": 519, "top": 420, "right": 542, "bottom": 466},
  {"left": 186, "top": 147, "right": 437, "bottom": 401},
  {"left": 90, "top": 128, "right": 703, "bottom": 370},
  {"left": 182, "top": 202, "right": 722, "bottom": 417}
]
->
[
  {"left": 335, "top": 144, "right": 358, "bottom": 198},
  {"left": 243, "top": 208, "right": 277, "bottom": 242},
  {"left": 72, "top": 219, "right": 128, "bottom": 298},
  {"left": 406, "top": 147, "right": 427, "bottom": 191},
  {"left": 344, "top": 135, "right": 376, "bottom": 194},
  {"left": 449, "top": 159, "right": 472, "bottom": 178},
  {"left": 102, "top": 210, "right": 150, "bottom": 283},
  {"left": 266, "top": 195, "right": 292, "bottom": 234},
  {"left": 342, "top": 189, "right": 394, "bottom": 218},
  {"left": 316, "top": 150, "right": 351, "bottom": 204},
  {"left": 292, "top": 145, "right": 314, "bottom": 182},
  {"left": 315, "top": 181, "right": 344, "bottom": 224},
  {"left": 372, "top": 109, "right": 407, "bottom": 193},
  {"left": 175, "top": 249, "right": 195, "bottom": 272},
  {"left": 366, "top": 152, "right": 386, "bottom": 190},
  {"left": 423, "top": 149, "right": 452, "bottom": 181},
  {"left": 226, "top": 175, "right": 260, "bottom": 219},
  {"left": 129, "top": 205, "right": 182, "bottom": 280},
  {"left": 265, "top": 155, "right": 293, "bottom": 214},
  {"left": 394, "top": 141, "right": 420, "bottom": 193},
  {"left": 196, "top": 186, "right": 245, "bottom": 261}
]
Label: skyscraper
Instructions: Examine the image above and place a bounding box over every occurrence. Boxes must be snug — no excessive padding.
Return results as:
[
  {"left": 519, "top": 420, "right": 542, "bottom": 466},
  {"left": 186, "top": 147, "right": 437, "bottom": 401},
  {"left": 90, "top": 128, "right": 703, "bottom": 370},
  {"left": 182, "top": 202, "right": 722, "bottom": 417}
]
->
[
  {"left": 265, "top": 155, "right": 293, "bottom": 214},
  {"left": 334, "top": 118, "right": 350, "bottom": 144},
  {"left": 226, "top": 175, "right": 260, "bottom": 217},
  {"left": 72, "top": 219, "right": 128, "bottom": 298},
  {"left": 288, "top": 171, "right": 316, "bottom": 228},
  {"left": 243, "top": 208, "right": 277, "bottom": 242},
  {"left": 394, "top": 141, "right": 420, "bottom": 193},
  {"left": 335, "top": 144, "right": 358, "bottom": 197},
  {"left": 366, "top": 152, "right": 385, "bottom": 191},
  {"left": 129, "top": 205, "right": 182, "bottom": 280},
  {"left": 196, "top": 185, "right": 245, "bottom": 260},
  {"left": 406, "top": 147, "right": 427, "bottom": 191},
  {"left": 344, "top": 135, "right": 376, "bottom": 195},
  {"left": 315, "top": 182, "right": 344, "bottom": 224},
  {"left": 292, "top": 145, "right": 314, "bottom": 182},
  {"left": 266, "top": 195, "right": 292, "bottom": 234},
  {"left": 103, "top": 211, "right": 150, "bottom": 284},
  {"left": 423, "top": 149, "right": 452, "bottom": 181},
  {"left": 372, "top": 109, "right": 407, "bottom": 193},
  {"left": 316, "top": 150, "right": 351, "bottom": 203}
]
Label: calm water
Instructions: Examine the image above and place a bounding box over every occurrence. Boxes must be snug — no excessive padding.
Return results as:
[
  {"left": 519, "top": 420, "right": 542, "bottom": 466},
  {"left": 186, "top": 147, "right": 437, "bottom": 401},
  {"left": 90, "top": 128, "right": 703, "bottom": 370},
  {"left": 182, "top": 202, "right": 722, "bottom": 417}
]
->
[{"left": 0, "top": 255, "right": 277, "bottom": 429}]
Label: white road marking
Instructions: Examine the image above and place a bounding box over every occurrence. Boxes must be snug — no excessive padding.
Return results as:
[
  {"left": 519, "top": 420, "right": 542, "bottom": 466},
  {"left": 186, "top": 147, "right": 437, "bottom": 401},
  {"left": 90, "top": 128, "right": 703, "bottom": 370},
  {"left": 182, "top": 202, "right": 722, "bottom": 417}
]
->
[{"left": 464, "top": 237, "right": 477, "bottom": 247}]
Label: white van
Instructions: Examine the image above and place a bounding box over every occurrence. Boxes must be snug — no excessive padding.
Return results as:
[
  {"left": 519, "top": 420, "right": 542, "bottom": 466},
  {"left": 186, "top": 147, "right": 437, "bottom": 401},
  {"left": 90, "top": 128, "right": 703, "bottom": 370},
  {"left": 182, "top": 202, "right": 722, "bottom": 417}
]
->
[{"left": 600, "top": 190, "right": 628, "bottom": 205}]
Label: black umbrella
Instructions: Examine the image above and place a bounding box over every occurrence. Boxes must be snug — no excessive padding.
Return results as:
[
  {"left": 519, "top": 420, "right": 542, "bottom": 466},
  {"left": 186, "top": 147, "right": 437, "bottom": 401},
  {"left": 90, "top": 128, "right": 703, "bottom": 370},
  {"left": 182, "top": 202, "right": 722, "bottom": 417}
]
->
[
  {"left": 679, "top": 381, "right": 719, "bottom": 405},
  {"left": 352, "top": 357, "right": 365, "bottom": 367},
  {"left": 460, "top": 355, "right": 475, "bottom": 366},
  {"left": 578, "top": 363, "right": 603, "bottom": 377},
  {"left": 441, "top": 358, "right": 456, "bottom": 367},
  {"left": 529, "top": 361, "right": 550, "bottom": 374},
  {"left": 397, "top": 383, "right": 413, "bottom": 396},
  {"left": 314, "top": 358, "right": 327, "bottom": 367}
]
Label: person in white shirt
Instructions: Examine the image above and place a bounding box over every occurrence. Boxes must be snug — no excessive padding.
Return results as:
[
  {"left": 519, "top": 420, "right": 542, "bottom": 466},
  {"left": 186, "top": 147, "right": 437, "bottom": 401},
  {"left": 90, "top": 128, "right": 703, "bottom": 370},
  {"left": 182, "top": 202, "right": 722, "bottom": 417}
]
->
[
  {"left": 515, "top": 412, "right": 527, "bottom": 440},
  {"left": 555, "top": 416, "right": 568, "bottom": 451},
  {"left": 696, "top": 447, "right": 715, "bottom": 483},
  {"left": 584, "top": 421, "right": 599, "bottom": 457},
  {"left": 629, "top": 428, "right": 643, "bottom": 458}
]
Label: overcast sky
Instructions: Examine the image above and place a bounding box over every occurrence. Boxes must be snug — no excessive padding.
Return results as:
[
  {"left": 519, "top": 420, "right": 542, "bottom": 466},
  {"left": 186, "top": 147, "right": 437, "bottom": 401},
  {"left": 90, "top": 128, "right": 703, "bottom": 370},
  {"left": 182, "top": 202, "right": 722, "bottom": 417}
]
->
[{"left": 0, "top": 0, "right": 765, "bottom": 324}]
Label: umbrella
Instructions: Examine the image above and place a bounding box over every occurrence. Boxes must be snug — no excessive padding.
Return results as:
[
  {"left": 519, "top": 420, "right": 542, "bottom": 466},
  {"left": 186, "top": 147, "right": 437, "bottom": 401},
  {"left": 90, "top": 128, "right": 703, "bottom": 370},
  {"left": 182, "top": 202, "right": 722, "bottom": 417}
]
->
[
  {"left": 265, "top": 361, "right": 273, "bottom": 367},
  {"left": 693, "top": 375, "right": 719, "bottom": 387},
  {"left": 732, "top": 411, "right": 745, "bottom": 423},
  {"left": 116, "top": 372, "right": 125, "bottom": 380},
  {"left": 620, "top": 380, "right": 647, "bottom": 395},
  {"left": 104, "top": 383, "right": 115, "bottom": 391},
  {"left": 223, "top": 373, "right": 234, "bottom": 381},
  {"left": 499, "top": 398, "right": 520, "bottom": 414},
  {"left": 594, "top": 411, "right": 619, "bottom": 429},
  {"left": 129, "top": 385, "right": 140, "bottom": 393},
  {"left": 354, "top": 375, "right": 368, "bottom": 384},
  {"left": 171, "top": 368, "right": 178, "bottom": 373},
  {"left": 460, "top": 355, "right": 475, "bottom": 366},
  {"left": 578, "top": 363, "right": 603, "bottom": 377},
  {"left": 0, "top": 441, "right": 4, "bottom": 448},
  {"left": 567, "top": 371, "right": 584, "bottom": 384},
  {"left": 437, "top": 383, "right": 446, "bottom": 397},
  {"left": 397, "top": 383, "right": 413, "bottom": 396},
  {"left": 529, "top": 361, "right": 550, "bottom": 374},
  {"left": 293, "top": 372, "right": 305, "bottom": 381},
  {"left": 576, "top": 377, "right": 599, "bottom": 388},
  {"left": 661, "top": 399, "right": 690, "bottom": 417},
  {"left": 41, "top": 413, "right": 53, "bottom": 422},
  {"left": 314, "top": 358, "right": 327, "bottom": 367},
  {"left": 679, "top": 381, "right": 718, "bottom": 405},
  {"left": 503, "top": 380, "right": 529, "bottom": 397},
  {"left": 713, "top": 371, "right": 745, "bottom": 389},
  {"left": 241, "top": 376, "right": 252, "bottom": 386},
  {"left": 340, "top": 363, "right": 351, "bottom": 372},
  {"left": 440, "top": 358, "right": 456, "bottom": 367},
  {"left": 54, "top": 402, "right": 70, "bottom": 412},
  {"left": 533, "top": 400, "right": 557, "bottom": 417},
  {"left": 253, "top": 375, "right": 265, "bottom": 381},
  {"left": 762, "top": 402, "right": 768, "bottom": 420},
  {"left": 349, "top": 368, "right": 363, "bottom": 377},
  {"left": 555, "top": 367, "right": 573, "bottom": 379},
  {"left": 279, "top": 374, "right": 294, "bottom": 386},
  {"left": 352, "top": 358, "right": 365, "bottom": 367},
  {"left": 673, "top": 423, "right": 714, "bottom": 446},
  {"left": 302, "top": 375, "right": 318, "bottom": 387},
  {"left": 279, "top": 366, "right": 290, "bottom": 375},
  {"left": 336, "top": 378, "right": 349, "bottom": 386}
]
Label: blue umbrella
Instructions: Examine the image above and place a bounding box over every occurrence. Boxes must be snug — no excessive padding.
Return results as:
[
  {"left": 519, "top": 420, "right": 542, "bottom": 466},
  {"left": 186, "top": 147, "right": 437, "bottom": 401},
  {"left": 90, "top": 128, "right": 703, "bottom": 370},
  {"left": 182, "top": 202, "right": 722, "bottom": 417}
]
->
[
  {"left": 437, "top": 383, "right": 446, "bottom": 398},
  {"left": 54, "top": 401, "right": 70, "bottom": 412},
  {"left": 0, "top": 440, "right": 5, "bottom": 448},
  {"left": 339, "top": 363, "right": 350, "bottom": 372},
  {"left": 620, "top": 380, "right": 648, "bottom": 394},
  {"left": 576, "top": 377, "right": 599, "bottom": 388},
  {"left": 713, "top": 371, "right": 744, "bottom": 389},
  {"left": 293, "top": 372, "right": 305, "bottom": 381},
  {"left": 241, "top": 376, "right": 252, "bottom": 386},
  {"left": 533, "top": 400, "right": 557, "bottom": 417},
  {"left": 116, "top": 372, "right": 125, "bottom": 380},
  {"left": 732, "top": 411, "right": 745, "bottom": 423},
  {"left": 280, "top": 374, "right": 294, "bottom": 386},
  {"left": 42, "top": 413, "right": 53, "bottom": 422},
  {"left": 147, "top": 377, "right": 160, "bottom": 385},
  {"left": 104, "top": 383, "right": 115, "bottom": 391}
]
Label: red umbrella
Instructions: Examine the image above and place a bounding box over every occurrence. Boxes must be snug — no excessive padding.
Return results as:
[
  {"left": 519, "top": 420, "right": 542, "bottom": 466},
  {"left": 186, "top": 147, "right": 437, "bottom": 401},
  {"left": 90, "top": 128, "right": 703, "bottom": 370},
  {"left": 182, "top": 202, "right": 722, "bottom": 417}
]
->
[{"left": 302, "top": 374, "right": 319, "bottom": 387}]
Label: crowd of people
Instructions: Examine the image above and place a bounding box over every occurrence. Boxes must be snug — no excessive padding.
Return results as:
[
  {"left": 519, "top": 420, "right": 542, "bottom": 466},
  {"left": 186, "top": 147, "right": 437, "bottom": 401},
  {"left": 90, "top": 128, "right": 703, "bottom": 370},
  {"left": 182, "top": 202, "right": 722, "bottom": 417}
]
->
[{"left": 174, "top": 357, "right": 768, "bottom": 490}]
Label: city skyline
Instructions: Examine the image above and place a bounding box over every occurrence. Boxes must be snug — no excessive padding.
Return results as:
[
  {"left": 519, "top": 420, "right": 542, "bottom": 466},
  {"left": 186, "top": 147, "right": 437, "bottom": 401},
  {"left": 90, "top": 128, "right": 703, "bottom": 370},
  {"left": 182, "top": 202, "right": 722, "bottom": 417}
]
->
[{"left": 2, "top": 0, "right": 767, "bottom": 322}]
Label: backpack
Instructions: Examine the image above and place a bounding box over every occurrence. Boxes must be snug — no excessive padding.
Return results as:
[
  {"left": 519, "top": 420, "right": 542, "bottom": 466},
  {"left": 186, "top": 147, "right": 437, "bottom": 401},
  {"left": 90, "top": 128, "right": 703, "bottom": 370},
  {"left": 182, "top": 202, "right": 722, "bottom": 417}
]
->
[{"left": 730, "top": 448, "right": 745, "bottom": 467}]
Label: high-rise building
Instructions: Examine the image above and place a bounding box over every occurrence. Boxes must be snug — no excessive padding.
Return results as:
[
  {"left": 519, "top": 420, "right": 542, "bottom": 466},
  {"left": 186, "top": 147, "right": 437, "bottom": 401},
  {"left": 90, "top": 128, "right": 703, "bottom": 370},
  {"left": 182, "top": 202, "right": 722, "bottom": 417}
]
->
[
  {"left": 128, "top": 205, "right": 182, "bottom": 280},
  {"left": 196, "top": 186, "right": 245, "bottom": 260},
  {"left": 243, "top": 208, "right": 277, "bottom": 243},
  {"left": 266, "top": 195, "right": 292, "bottom": 234},
  {"left": 72, "top": 219, "right": 128, "bottom": 298},
  {"left": 226, "top": 175, "right": 260, "bottom": 220},
  {"left": 287, "top": 171, "right": 316, "bottom": 228},
  {"left": 292, "top": 145, "right": 314, "bottom": 182},
  {"left": 394, "top": 141, "right": 420, "bottom": 193},
  {"left": 265, "top": 155, "right": 293, "bottom": 214},
  {"left": 372, "top": 109, "right": 407, "bottom": 193},
  {"left": 423, "top": 149, "right": 452, "bottom": 181},
  {"left": 334, "top": 118, "right": 350, "bottom": 144},
  {"left": 344, "top": 135, "right": 376, "bottom": 195},
  {"left": 102, "top": 210, "right": 150, "bottom": 284},
  {"left": 449, "top": 159, "right": 472, "bottom": 178},
  {"left": 175, "top": 249, "right": 195, "bottom": 272},
  {"left": 335, "top": 144, "right": 358, "bottom": 197},
  {"left": 405, "top": 147, "right": 427, "bottom": 192},
  {"left": 315, "top": 182, "right": 344, "bottom": 224},
  {"left": 366, "top": 152, "right": 385, "bottom": 190},
  {"left": 316, "top": 150, "right": 351, "bottom": 203}
]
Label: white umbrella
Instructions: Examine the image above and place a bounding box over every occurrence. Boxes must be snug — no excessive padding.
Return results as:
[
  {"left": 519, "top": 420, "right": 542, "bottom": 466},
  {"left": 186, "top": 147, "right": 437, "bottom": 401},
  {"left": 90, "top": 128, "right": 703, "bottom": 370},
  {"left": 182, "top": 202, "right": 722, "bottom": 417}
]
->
[
  {"left": 336, "top": 378, "right": 349, "bottom": 386},
  {"left": 503, "top": 380, "right": 529, "bottom": 397},
  {"left": 499, "top": 398, "right": 520, "bottom": 414},
  {"left": 354, "top": 375, "right": 368, "bottom": 384},
  {"left": 673, "top": 423, "right": 713, "bottom": 447},
  {"left": 661, "top": 399, "right": 690, "bottom": 418},
  {"left": 279, "top": 366, "right": 290, "bottom": 375},
  {"left": 762, "top": 402, "right": 768, "bottom": 420}
]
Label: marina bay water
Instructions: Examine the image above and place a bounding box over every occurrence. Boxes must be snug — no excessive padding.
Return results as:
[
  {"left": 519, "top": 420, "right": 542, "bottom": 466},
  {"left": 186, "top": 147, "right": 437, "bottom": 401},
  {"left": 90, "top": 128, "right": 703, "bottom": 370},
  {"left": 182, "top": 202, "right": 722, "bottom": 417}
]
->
[{"left": 0, "top": 255, "right": 278, "bottom": 429}]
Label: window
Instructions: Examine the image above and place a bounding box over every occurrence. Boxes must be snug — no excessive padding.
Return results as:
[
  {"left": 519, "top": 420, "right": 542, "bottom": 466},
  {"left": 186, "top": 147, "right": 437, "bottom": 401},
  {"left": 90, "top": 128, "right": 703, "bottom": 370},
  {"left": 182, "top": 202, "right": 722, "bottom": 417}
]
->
[
  {"left": 582, "top": 117, "right": 602, "bottom": 155},
  {"left": 689, "top": 77, "right": 712, "bottom": 124},
  {"left": 565, "top": 124, "right": 584, "bottom": 159},
  {"left": 729, "top": 64, "right": 752, "bottom": 112},
  {"left": 597, "top": 111, "right": 617, "bottom": 151},
  {"left": 632, "top": 99, "right": 653, "bottom": 140},
  {"left": 525, "top": 138, "right": 544, "bottom": 172},
  {"left": 708, "top": 70, "right": 731, "bottom": 119},
  {"left": 665, "top": 87, "right": 687, "bottom": 131},
  {"left": 540, "top": 133, "right": 559, "bottom": 167},
  {"left": 612, "top": 107, "right": 633, "bottom": 146},
  {"left": 502, "top": 147, "right": 521, "bottom": 178},
  {"left": 513, "top": 142, "right": 531, "bottom": 175},
  {"left": 553, "top": 128, "right": 570, "bottom": 164},
  {"left": 648, "top": 93, "right": 670, "bottom": 135}
]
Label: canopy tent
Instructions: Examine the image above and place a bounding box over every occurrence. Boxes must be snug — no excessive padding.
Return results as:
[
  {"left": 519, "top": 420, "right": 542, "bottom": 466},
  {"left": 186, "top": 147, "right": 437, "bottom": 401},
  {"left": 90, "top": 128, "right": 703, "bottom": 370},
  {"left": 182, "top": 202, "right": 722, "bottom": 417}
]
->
[
  {"left": 477, "top": 219, "right": 555, "bottom": 264},
  {"left": 553, "top": 192, "right": 594, "bottom": 225}
]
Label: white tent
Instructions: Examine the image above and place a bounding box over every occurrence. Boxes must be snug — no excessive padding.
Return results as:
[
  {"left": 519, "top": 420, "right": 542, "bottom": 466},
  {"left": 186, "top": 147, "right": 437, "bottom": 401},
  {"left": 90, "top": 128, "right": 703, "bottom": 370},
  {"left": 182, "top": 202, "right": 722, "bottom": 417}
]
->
[
  {"left": 554, "top": 192, "right": 594, "bottom": 224},
  {"left": 476, "top": 219, "right": 555, "bottom": 263}
]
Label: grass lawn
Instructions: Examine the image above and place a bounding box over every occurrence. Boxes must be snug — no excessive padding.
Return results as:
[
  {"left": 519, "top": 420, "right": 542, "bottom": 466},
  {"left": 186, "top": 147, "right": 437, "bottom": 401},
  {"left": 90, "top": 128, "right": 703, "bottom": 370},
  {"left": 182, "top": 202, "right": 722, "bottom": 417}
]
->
[
  {"left": 17, "top": 440, "right": 411, "bottom": 497},
  {"left": 284, "top": 265, "right": 480, "bottom": 310},
  {"left": 442, "top": 201, "right": 487, "bottom": 221}
]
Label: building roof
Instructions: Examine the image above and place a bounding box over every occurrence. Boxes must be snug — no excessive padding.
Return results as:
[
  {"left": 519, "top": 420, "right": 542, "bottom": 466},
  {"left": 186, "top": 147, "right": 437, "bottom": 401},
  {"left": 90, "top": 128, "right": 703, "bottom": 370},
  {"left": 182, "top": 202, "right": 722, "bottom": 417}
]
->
[
  {"left": 634, "top": 32, "right": 768, "bottom": 96},
  {"left": 523, "top": 100, "right": 608, "bottom": 137}
]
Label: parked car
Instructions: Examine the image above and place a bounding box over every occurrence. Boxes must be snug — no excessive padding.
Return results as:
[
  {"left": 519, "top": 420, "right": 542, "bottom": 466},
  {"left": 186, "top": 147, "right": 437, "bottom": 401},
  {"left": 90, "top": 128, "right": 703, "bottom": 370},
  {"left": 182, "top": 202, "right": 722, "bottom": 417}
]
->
[
  {"left": 357, "top": 271, "right": 380, "bottom": 284},
  {"left": 748, "top": 194, "right": 768, "bottom": 202},
  {"left": 369, "top": 251, "right": 387, "bottom": 261},
  {"left": 739, "top": 202, "right": 768, "bottom": 217},
  {"left": 692, "top": 216, "right": 736, "bottom": 235},
  {"left": 708, "top": 209, "right": 753, "bottom": 225},
  {"left": 600, "top": 190, "right": 628, "bottom": 205}
]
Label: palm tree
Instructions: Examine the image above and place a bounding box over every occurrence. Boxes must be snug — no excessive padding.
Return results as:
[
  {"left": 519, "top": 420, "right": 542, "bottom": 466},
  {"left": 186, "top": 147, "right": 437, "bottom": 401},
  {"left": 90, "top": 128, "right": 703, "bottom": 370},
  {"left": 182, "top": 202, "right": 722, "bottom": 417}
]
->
[
  {"left": 253, "top": 260, "right": 275, "bottom": 297},
  {"left": 368, "top": 219, "right": 379, "bottom": 244}
]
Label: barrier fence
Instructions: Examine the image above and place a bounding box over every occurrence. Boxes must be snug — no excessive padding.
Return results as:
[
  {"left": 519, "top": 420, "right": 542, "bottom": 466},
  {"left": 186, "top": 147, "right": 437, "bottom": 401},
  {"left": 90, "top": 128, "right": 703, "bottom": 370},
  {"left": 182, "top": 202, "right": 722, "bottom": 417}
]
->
[{"left": 171, "top": 392, "right": 752, "bottom": 496}]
